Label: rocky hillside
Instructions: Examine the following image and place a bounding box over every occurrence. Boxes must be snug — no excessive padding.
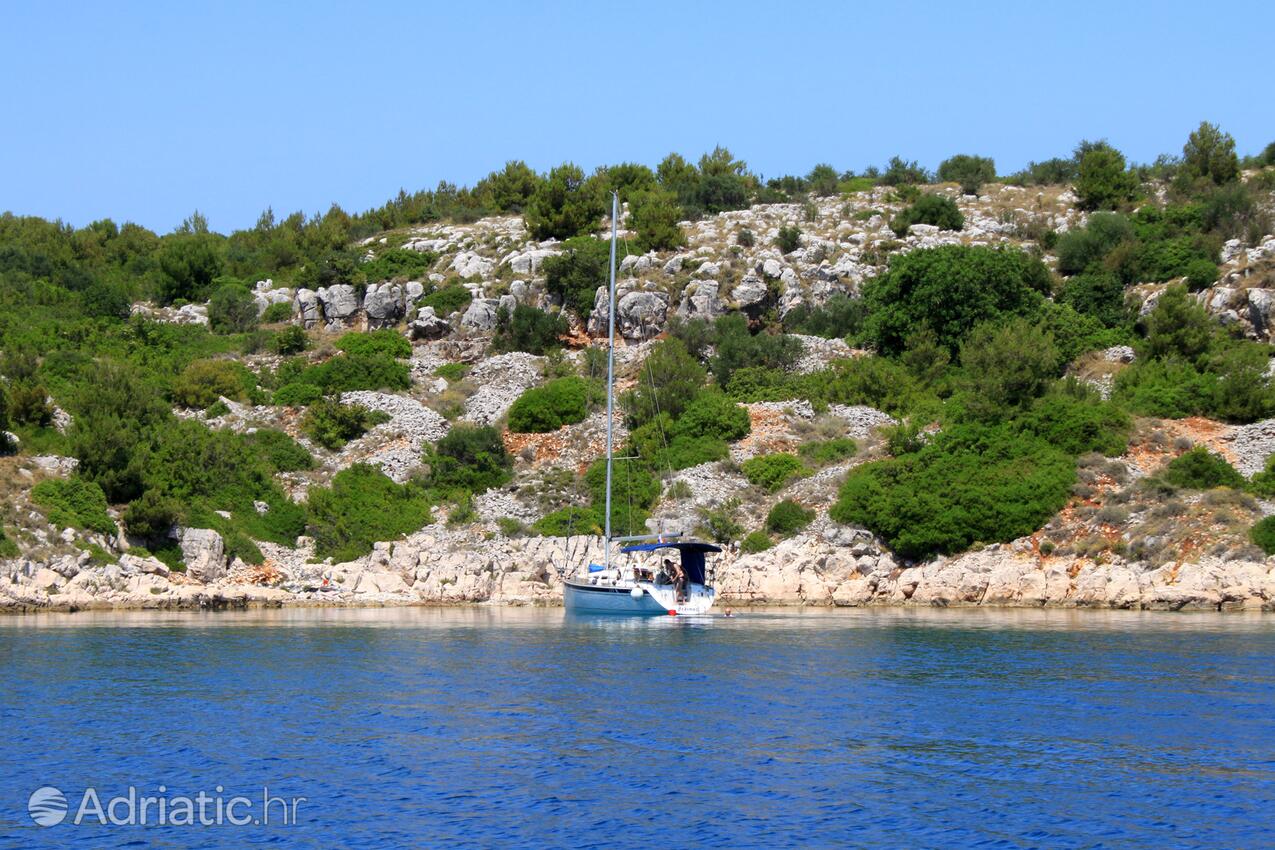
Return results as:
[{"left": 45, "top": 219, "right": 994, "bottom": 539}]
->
[{"left": 4, "top": 133, "right": 1275, "bottom": 611}]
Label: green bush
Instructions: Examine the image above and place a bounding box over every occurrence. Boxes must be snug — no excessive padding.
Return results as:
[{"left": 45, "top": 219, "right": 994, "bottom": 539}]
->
[
  {"left": 208, "top": 282, "right": 259, "bottom": 334},
  {"left": 306, "top": 464, "right": 433, "bottom": 562},
  {"left": 419, "top": 284, "right": 472, "bottom": 316},
  {"left": 741, "top": 453, "right": 807, "bottom": 492},
  {"left": 491, "top": 305, "right": 567, "bottom": 355},
  {"left": 273, "top": 382, "right": 323, "bottom": 407},
  {"left": 301, "top": 352, "right": 410, "bottom": 394},
  {"left": 272, "top": 324, "right": 307, "bottom": 354},
  {"left": 766, "top": 499, "right": 814, "bottom": 536},
  {"left": 261, "top": 302, "right": 294, "bottom": 323},
  {"left": 122, "top": 489, "right": 180, "bottom": 540},
  {"left": 171, "top": 359, "right": 252, "bottom": 409},
  {"left": 1144, "top": 285, "right": 1214, "bottom": 362},
  {"left": 302, "top": 400, "right": 389, "bottom": 450},
  {"left": 1184, "top": 257, "right": 1219, "bottom": 291},
  {"left": 1015, "top": 386, "right": 1132, "bottom": 456},
  {"left": 532, "top": 506, "right": 602, "bottom": 537},
  {"left": 1059, "top": 271, "right": 1128, "bottom": 327},
  {"left": 736, "top": 228, "right": 756, "bottom": 247},
  {"left": 1181, "top": 121, "right": 1239, "bottom": 186},
  {"left": 710, "top": 315, "right": 804, "bottom": 389},
  {"left": 861, "top": 245, "right": 1050, "bottom": 355},
  {"left": 957, "top": 318, "right": 1060, "bottom": 420},
  {"left": 740, "top": 530, "right": 773, "bottom": 553},
  {"left": 31, "top": 477, "right": 115, "bottom": 535},
  {"left": 243, "top": 428, "right": 314, "bottom": 472},
  {"left": 428, "top": 425, "right": 512, "bottom": 494},
  {"left": 525, "top": 163, "right": 608, "bottom": 241},
  {"left": 475, "top": 160, "right": 541, "bottom": 212},
  {"left": 1111, "top": 357, "right": 1217, "bottom": 418},
  {"left": 1249, "top": 516, "right": 1275, "bottom": 555},
  {"left": 336, "top": 329, "right": 411, "bottom": 359},
  {"left": 1074, "top": 143, "right": 1137, "bottom": 211},
  {"left": 359, "top": 247, "right": 436, "bottom": 282},
  {"left": 782, "top": 294, "right": 868, "bottom": 340},
  {"left": 0, "top": 528, "right": 19, "bottom": 558},
  {"left": 1162, "top": 447, "right": 1244, "bottom": 490},
  {"left": 878, "top": 156, "right": 930, "bottom": 186},
  {"left": 890, "top": 194, "right": 964, "bottom": 236},
  {"left": 937, "top": 154, "right": 996, "bottom": 195},
  {"left": 674, "top": 390, "right": 751, "bottom": 442},
  {"left": 507, "top": 377, "right": 597, "bottom": 433},
  {"left": 775, "top": 225, "right": 802, "bottom": 253},
  {"left": 798, "top": 438, "right": 858, "bottom": 466},
  {"left": 629, "top": 187, "right": 686, "bottom": 252},
  {"left": 584, "top": 458, "right": 660, "bottom": 536},
  {"left": 1056, "top": 212, "right": 1134, "bottom": 275},
  {"left": 623, "top": 338, "right": 707, "bottom": 427},
  {"left": 542, "top": 237, "right": 631, "bottom": 318},
  {"left": 831, "top": 423, "right": 1075, "bottom": 560},
  {"left": 433, "top": 363, "right": 468, "bottom": 382}
]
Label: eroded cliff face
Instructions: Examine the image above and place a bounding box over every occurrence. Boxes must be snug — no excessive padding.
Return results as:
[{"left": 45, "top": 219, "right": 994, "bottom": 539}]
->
[{"left": 5, "top": 525, "right": 1273, "bottom": 614}]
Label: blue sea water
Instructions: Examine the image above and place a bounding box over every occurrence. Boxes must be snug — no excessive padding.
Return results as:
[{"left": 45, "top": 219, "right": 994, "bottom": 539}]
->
[{"left": 1, "top": 607, "right": 1273, "bottom": 849}]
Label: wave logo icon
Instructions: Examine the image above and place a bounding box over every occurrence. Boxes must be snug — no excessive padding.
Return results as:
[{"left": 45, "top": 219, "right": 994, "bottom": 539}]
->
[{"left": 28, "top": 786, "right": 68, "bottom": 827}]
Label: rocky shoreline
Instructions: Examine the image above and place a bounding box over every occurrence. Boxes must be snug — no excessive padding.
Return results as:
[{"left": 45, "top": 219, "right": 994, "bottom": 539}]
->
[{"left": 6, "top": 524, "right": 1274, "bottom": 615}]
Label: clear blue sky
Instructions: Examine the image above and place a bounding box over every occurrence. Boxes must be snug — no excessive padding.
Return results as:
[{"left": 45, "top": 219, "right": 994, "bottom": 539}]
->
[{"left": 2, "top": 0, "right": 1271, "bottom": 233}]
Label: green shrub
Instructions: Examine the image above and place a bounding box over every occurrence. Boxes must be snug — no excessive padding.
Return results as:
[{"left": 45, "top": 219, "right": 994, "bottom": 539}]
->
[
  {"left": 775, "top": 225, "right": 802, "bottom": 253},
  {"left": 359, "top": 247, "right": 436, "bottom": 282},
  {"left": 1056, "top": 212, "right": 1134, "bottom": 275},
  {"left": 740, "top": 530, "right": 772, "bottom": 553},
  {"left": 532, "top": 506, "right": 602, "bottom": 537},
  {"left": 31, "top": 477, "right": 115, "bottom": 535},
  {"left": 491, "top": 304, "right": 567, "bottom": 355},
  {"left": 584, "top": 458, "right": 660, "bottom": 536},
  {"left": 301, "top": 352, "right": 410, "bottom": 394},
  {"left": 273, "top": 382, "right": 323, "bottom": 407},
  {"left": 878, "top": 156, "right": 930, "bottom": 186},
  {"left": 1111, "top": 357, "right": 1216, "bottom": 418},
  {"left": 710, "top": 315, "right": 804, "bottom": 389},
  {"left": 302, "top": 400, "right": 389, "bottom": 449},
  {"left": 208, "top": 282, "right": 259, "bottom": 334},
  {"left": 419, "top": 284, "right": 472, "bottom": 316},
  {"left": 937, "top": 154, "right": 996, "bottom": 195},
  {"left": 890, "top": 194, "right": 964, "bottom": 236},
  {"left": 783, "top": 294, "right": 868, "bottom": 341},
  {"left": 799, "top": 438, "right": 857, "bottom": 465},
  {"left": 861, "top": 245, "right": 1050, "bottom": 355},
  {"left": 428, "top": 425, "right": 512, "bottom": 494},
  {"left": 1015, "top": 386, "right": 1132, "bottom": 456},
  {"left": 1162, "top": 447, "right": 1245, "bottom": 490},
  {"left": 674, "top": 390, "right": 751, "bottom": 442},
  {"left": 525, "top": 163, "right": 608, "bottom": 241},
  {"left": 261, "top": 302, "right": 294, "bottom": 324},
  {"left": 1074, "top": 143, "right": 1137, "bottom": 211},
  {"left": 623, "top": 338, "right": 707, "bottom": 427},
  {"left": 698, "top": 498, "right": 744, "bottom": 544},
  {"left": 741, "top": 453, "right": 807, "bottom": 492},
  {"left": 1249, "top": 516, "right": 1275, "bottom": 555},
  {"left": 272, "top": 324, "right": 307, "bottom": 354},
  {"left": 831, "top": 423, "right": 1075, "bottom": 560},
  {"left": 629, "top": 187, "right": 686, "bottom": 252},
  {"left": 1184, "top": 257, "right": 1219, "bottom": 291},
  {"left": 736, "top": 228, "right": 756, "bottom": 247},
  {"left": 433, "top": 362, "right": 468, "bottom": 382},
  {"left": 336, "top": 329, "right": 411, "bottom": 359},
  {"left": 542, "top": 237, "right": 631, "bottom": 318},
  {"left": 0, "top": 528, "right": 20, "bottom": 558},
  {"left": 123, "top": 489, "right": 180, "bottom": 540},
  {"left": 475, "top": 160, "right": 541, "bottom": 212},
  {"left": 243, "top": 428, "right": 314, "bottom": 472},
  {"left": 507, "top": 376, "right": 597, "bottom": 433},
  {"left": 1181, "top": 121, "right": 1239, "bottom": 186},
  {"left": 1144, "top": 284, "right": 1214, "bottom": 362},
  {"left": 306, "top": 464, "right": 433, "bottom": 562},
  {"left": 766, "top": 499, "right": 814, "bottom": 536},
  {"left": 171, "top": 359, "right": 252, "bottom": 409},
  {"left": 1059, "top": 271, "right": 1128, "bottom": 327},
  {"left": 957, "top": 318, "right": 1060, "bottom": 420}
]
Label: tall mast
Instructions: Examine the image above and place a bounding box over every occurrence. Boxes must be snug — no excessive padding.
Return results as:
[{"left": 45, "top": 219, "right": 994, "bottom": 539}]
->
[{"left": 603, "top": 191, "right": 618, "bottom": 570}]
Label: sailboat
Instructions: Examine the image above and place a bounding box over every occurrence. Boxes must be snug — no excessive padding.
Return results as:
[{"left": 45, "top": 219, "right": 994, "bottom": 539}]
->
[{"left": 561, "top": 191, "right": 721, "bottom": 616}]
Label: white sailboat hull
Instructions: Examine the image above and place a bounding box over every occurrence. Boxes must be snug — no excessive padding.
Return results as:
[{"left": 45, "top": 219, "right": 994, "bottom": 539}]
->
[{"left": 563, "top": 579, "right": 716, "bottom": 616}]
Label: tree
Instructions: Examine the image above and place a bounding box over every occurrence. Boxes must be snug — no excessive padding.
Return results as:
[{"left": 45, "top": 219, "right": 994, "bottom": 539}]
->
[
  {"left": 542, "top": 237, "right": 628, "bottom": 318},
  {"left": 428, "top": 425, "right": 512, "bottom": 494},
  {"left": 1144, "top": 284, "right": 1213, "bottom": 362},
  {"left": 656, "top": 152, "right": 699, "bottom": 201},
  {"left": 1182, "top": 121, "right": 1239, "bottom": 185},
  {"left": 155, "top": 231, "right": 223, "bottom": 303},
  {"left": 806, "top": 163, "right": 839, "bottom": 196},
  {"left": 1074, "top": 142, "right": 1137, "bottom": 211},
  {"left": 861, "top": 245, "right": 1051, "bottom": 355},
  {"left": 623, "top": 338, "right": 706, "bottom": 426},
  {"left": 958, "top": 318, "right": 1060, "bottom": 420},
  {"left": 524, "top": 163, "right": 607, "bottom": 241},
  {"left": 890, "top": 194, "right": 964, "bottom": 236},
  {"left": 878, "top": 156, "right": 930, "bottom": 186},
  {"left": 628, "top": 187, "right": 686, "bottom": 252},
  {"left": 208, "top": 280, "right": 259, "bottom": 334},
  {"left": 475, "top": 160, "right": 540, "bottom": 212},
  {"left": 598, "top": 162, "right": 657, "bottom": 199},
  {"left": 937, "top": 154, "right": 996, "bottom": 195}
]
